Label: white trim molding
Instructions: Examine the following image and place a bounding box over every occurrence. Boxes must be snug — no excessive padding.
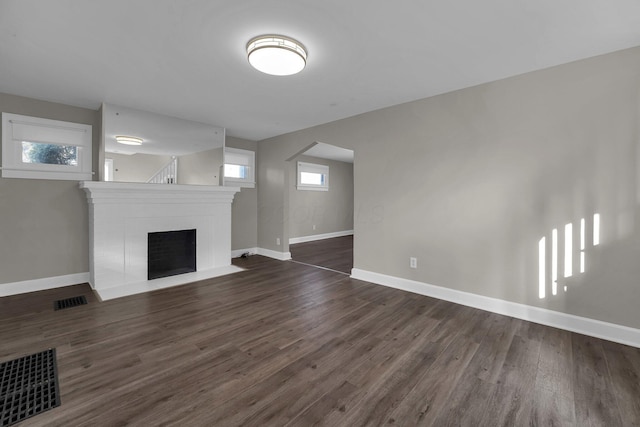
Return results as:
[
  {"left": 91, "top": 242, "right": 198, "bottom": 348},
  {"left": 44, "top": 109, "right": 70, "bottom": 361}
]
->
[
  {"left": 289, "top": 230, "right": 354, "bottom": 245},
  {"left": 351, "top": 268, "right": 640, "bottom": 349},
  {"left": 256, "top": 248, "right": 292, "bottom": 261},
  {"left": 0, "top": 272, "right": 90, "bottom": 297},
  {"left": 233, "top": 247, "right": 290, "bottom": 261},
  {"left": 231, "top": 247, "right": 259, "bottom": 258}
]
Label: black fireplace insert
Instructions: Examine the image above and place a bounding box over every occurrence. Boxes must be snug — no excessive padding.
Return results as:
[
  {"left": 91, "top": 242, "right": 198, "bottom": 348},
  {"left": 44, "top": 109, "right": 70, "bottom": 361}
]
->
[{"left": 148, "top": 229, "right": 196, "bottom": 280}]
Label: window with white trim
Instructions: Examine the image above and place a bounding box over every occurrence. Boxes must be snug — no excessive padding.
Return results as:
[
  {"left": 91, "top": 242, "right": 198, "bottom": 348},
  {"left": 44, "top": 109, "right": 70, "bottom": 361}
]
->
[
  {"left": 2, "top": 113, "right": 93, "bottom": 180},
  {"left": 223, "top": 147, "right": 255, "bottom": 188},
  {"left": 297, "top": 161, "right": 329, "bottom": 191}
]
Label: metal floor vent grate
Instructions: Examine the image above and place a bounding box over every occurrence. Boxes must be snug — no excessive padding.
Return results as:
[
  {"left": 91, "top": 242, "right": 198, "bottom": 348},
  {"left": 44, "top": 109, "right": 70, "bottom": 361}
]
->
[
  {"left": 54, "top": 295, "right": 87, "bottom": 311},
  {"left": 0, "top": 349, "right": 61, "bottom": 426}
]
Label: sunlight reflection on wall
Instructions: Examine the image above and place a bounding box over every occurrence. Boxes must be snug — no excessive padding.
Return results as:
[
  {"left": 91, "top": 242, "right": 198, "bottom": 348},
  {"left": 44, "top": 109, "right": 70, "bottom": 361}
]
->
[{"left": 539, "top": 213, "right": 600, "bottom": 299}]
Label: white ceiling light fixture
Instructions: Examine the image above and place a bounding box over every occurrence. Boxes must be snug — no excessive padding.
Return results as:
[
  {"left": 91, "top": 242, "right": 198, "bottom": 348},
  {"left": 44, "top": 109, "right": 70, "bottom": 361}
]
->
[
  {"left": 115, "top": 135, "right": 143, "bottom": 146},
  {"left": 247, "top": 35, "right": 307, "bottom": 76}
]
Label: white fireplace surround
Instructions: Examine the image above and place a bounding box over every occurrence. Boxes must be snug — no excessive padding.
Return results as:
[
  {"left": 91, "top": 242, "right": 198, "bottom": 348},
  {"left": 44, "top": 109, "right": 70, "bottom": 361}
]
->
[{"left": 80, "top": 181, "right": 242, "bottom": 300}]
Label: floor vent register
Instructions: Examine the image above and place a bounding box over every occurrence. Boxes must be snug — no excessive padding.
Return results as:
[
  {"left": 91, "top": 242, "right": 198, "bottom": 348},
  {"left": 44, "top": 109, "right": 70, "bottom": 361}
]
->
[{"left": 0, "top": 349, "right": 61, "bottom": 426}]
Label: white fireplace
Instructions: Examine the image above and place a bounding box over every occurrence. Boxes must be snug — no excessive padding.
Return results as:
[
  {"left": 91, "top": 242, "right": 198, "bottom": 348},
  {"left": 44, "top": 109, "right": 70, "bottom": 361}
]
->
[{"left": 80, "top": 181, "right": 242, "bottom": 300}]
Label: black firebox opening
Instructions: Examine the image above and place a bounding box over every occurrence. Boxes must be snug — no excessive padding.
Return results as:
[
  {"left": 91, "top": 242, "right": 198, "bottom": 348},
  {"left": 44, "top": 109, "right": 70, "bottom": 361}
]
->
[{"left": 148, "top": 229, "right": 196, "bottom": 280}]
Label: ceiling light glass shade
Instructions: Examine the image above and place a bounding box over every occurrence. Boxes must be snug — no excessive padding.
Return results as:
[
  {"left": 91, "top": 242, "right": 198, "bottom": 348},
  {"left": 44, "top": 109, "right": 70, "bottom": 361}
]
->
[
  {"left": 247, "top": 35, "right": 307, "bottom": 76},
  {"left": 115, "top": 135, "right": 143, "bottom": 146}
]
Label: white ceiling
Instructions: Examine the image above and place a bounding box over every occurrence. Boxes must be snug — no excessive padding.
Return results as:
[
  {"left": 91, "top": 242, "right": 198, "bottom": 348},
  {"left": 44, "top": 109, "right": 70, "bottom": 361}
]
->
[{"left": 1, "top": 1, "right": 640, "bottom": 142}]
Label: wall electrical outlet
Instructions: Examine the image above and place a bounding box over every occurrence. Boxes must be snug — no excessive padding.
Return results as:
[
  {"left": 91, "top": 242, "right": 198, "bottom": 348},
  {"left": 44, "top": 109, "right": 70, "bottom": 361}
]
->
[
  {"left": 313, "top": 224, "right": 316, "bottom": 230},
  {"left": 410, "top": 257, "right": 417, "bottom": 269},
  {"left": 276, "top": 237, "right": 281, "bottom": 245}
]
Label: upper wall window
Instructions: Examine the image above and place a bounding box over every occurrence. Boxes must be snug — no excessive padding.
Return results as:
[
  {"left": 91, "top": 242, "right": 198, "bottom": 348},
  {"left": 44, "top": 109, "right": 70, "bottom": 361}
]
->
[
  {"left": 223, "top": 147, "right": 255, "bottom": 188},
  {"left": 2, "top": 113, "right": 93, "bottom": 180},
  {"left": 297, "top": 161, "right": 329, "bottom": 191}
]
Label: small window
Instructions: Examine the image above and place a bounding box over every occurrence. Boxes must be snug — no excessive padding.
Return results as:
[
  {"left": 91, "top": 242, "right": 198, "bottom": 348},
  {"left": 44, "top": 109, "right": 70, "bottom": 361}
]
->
[
  {"left": 2, "top": 112, "right": 92, "bottom": 180},
  {"left": 297, "top": 161, "right": 329, "bottom": 191},
  {"left": 223, "top": 147, "right": 255, "bottom": 188},
  {"left": 224, "top": 164, "right": 248, "bottom": 179},
  {"left": 22, "top": 142, "right": 78, "bottom": 166}
]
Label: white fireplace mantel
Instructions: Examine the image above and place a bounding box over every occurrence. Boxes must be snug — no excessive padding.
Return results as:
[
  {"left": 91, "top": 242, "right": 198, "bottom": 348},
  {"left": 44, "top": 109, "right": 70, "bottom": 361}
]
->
[{"left": 80, "top": 181, "right": 242, "bottom": 300}]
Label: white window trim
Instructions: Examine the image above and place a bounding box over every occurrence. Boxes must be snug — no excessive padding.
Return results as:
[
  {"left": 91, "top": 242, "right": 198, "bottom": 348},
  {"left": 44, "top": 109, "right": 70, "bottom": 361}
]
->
[
  {"left": 223, "top": 147, "right": 255, "bottom": 188},
  {"left": 297, "top": 161, "right": 329, "bottom": 191},
  {"left": 2, "top": 112, "right": 93, "bottom": 180},
  {"left": 104, "top": 158, "right": 114, "bottom": 182}
]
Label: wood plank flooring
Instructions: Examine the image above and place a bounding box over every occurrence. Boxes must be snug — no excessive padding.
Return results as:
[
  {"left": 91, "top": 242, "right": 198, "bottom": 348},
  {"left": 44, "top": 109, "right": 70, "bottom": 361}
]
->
[
  {"left": 1, "top": 255, "right": 639, "bottom": 426},
  {"left": 290, "top": 235, "right": 353, "bottom": 274}
]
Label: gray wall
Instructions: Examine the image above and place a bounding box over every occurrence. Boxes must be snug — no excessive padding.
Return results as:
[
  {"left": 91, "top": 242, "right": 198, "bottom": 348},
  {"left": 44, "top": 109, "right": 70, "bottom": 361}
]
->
[
  {"left": 107, "top": 152, "right": 172, "bottom": 183},
  {"left": 0, "top": 93, "right": 99, "bottom": 284},
  {"left": 178, "top": 147, "right": 223, "bottom": 185},
  {"left": 227, "top": 136, "right": 258, "bottom": 251},
  {"left": 257, "top": 46, "right": 640, "bottom": 330},
  {"left": 289, "top": 155, "right": 353, "bottom": 239}
]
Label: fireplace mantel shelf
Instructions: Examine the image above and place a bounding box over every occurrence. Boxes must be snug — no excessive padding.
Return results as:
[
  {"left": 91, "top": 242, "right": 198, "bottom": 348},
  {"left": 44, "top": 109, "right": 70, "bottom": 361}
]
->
[
  {"left": 80, "top": 181, "right": 241, "bottom": 203},
  {"left": 80, "top": 181, "right": 242, "bottom": 300}
]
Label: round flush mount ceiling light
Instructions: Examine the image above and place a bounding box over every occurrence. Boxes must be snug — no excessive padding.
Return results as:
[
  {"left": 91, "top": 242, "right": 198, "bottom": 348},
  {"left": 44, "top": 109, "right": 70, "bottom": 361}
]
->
[
  {"left": 247, "top": 35, "right": 307, "bottom": 76},
  {"left": 115, "top": 135, "right": 143, "bottom": 146}
]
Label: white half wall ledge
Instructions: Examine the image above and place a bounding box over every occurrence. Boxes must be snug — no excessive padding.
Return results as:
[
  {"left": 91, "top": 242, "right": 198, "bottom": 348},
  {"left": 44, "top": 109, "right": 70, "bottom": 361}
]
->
[
  {"left": 0, "top": 272, "right": 90, "bottom": 297},
  {"left": 289, "top": 230, "right": 354, "bottom": 245},
  {"left": 351, "top": 268, "right": 640, "bottom": 349}
]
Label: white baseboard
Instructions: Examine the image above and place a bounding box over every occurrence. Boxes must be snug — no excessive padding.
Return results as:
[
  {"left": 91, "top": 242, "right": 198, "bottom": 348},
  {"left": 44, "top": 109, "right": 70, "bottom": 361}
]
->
[
  {"left": 289, "top": 230, "right": 354, "bottom": 245},
  {"left": 232, "top": 247, "right": 292, "bottom": 261},
  {"left": 231, "top": 247, "right": 259, "bottom": 258},
  {"left": 351, "top": 268, "right": 640, "bottom": 349},
  {"left": 256, "top": 248, "right": 292, "bottom": 261},
  {"left": 0, "top": 272, "right": 90, "bottom": 297}
]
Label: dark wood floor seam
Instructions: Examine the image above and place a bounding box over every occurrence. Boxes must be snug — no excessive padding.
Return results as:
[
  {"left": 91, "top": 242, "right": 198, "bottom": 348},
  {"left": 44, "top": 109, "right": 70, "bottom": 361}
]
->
[{"left": 289, "top": 259, "right": 351, "bottom": 275}]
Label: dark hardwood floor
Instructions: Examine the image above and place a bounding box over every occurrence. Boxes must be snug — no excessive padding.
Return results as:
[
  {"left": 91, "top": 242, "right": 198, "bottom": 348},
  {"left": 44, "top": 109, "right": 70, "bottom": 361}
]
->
[
  {"left": 1, "top": 255, "right": 639, "bottom": 426},
  {"left": 290, "top": 235, "right": 353, "bottom": 274}
]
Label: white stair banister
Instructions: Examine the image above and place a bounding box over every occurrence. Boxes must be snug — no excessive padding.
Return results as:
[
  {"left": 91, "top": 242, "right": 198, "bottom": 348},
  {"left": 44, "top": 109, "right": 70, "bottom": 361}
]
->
[{"left": 148, "top": 156, "right": 177, "bottom": 184}]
